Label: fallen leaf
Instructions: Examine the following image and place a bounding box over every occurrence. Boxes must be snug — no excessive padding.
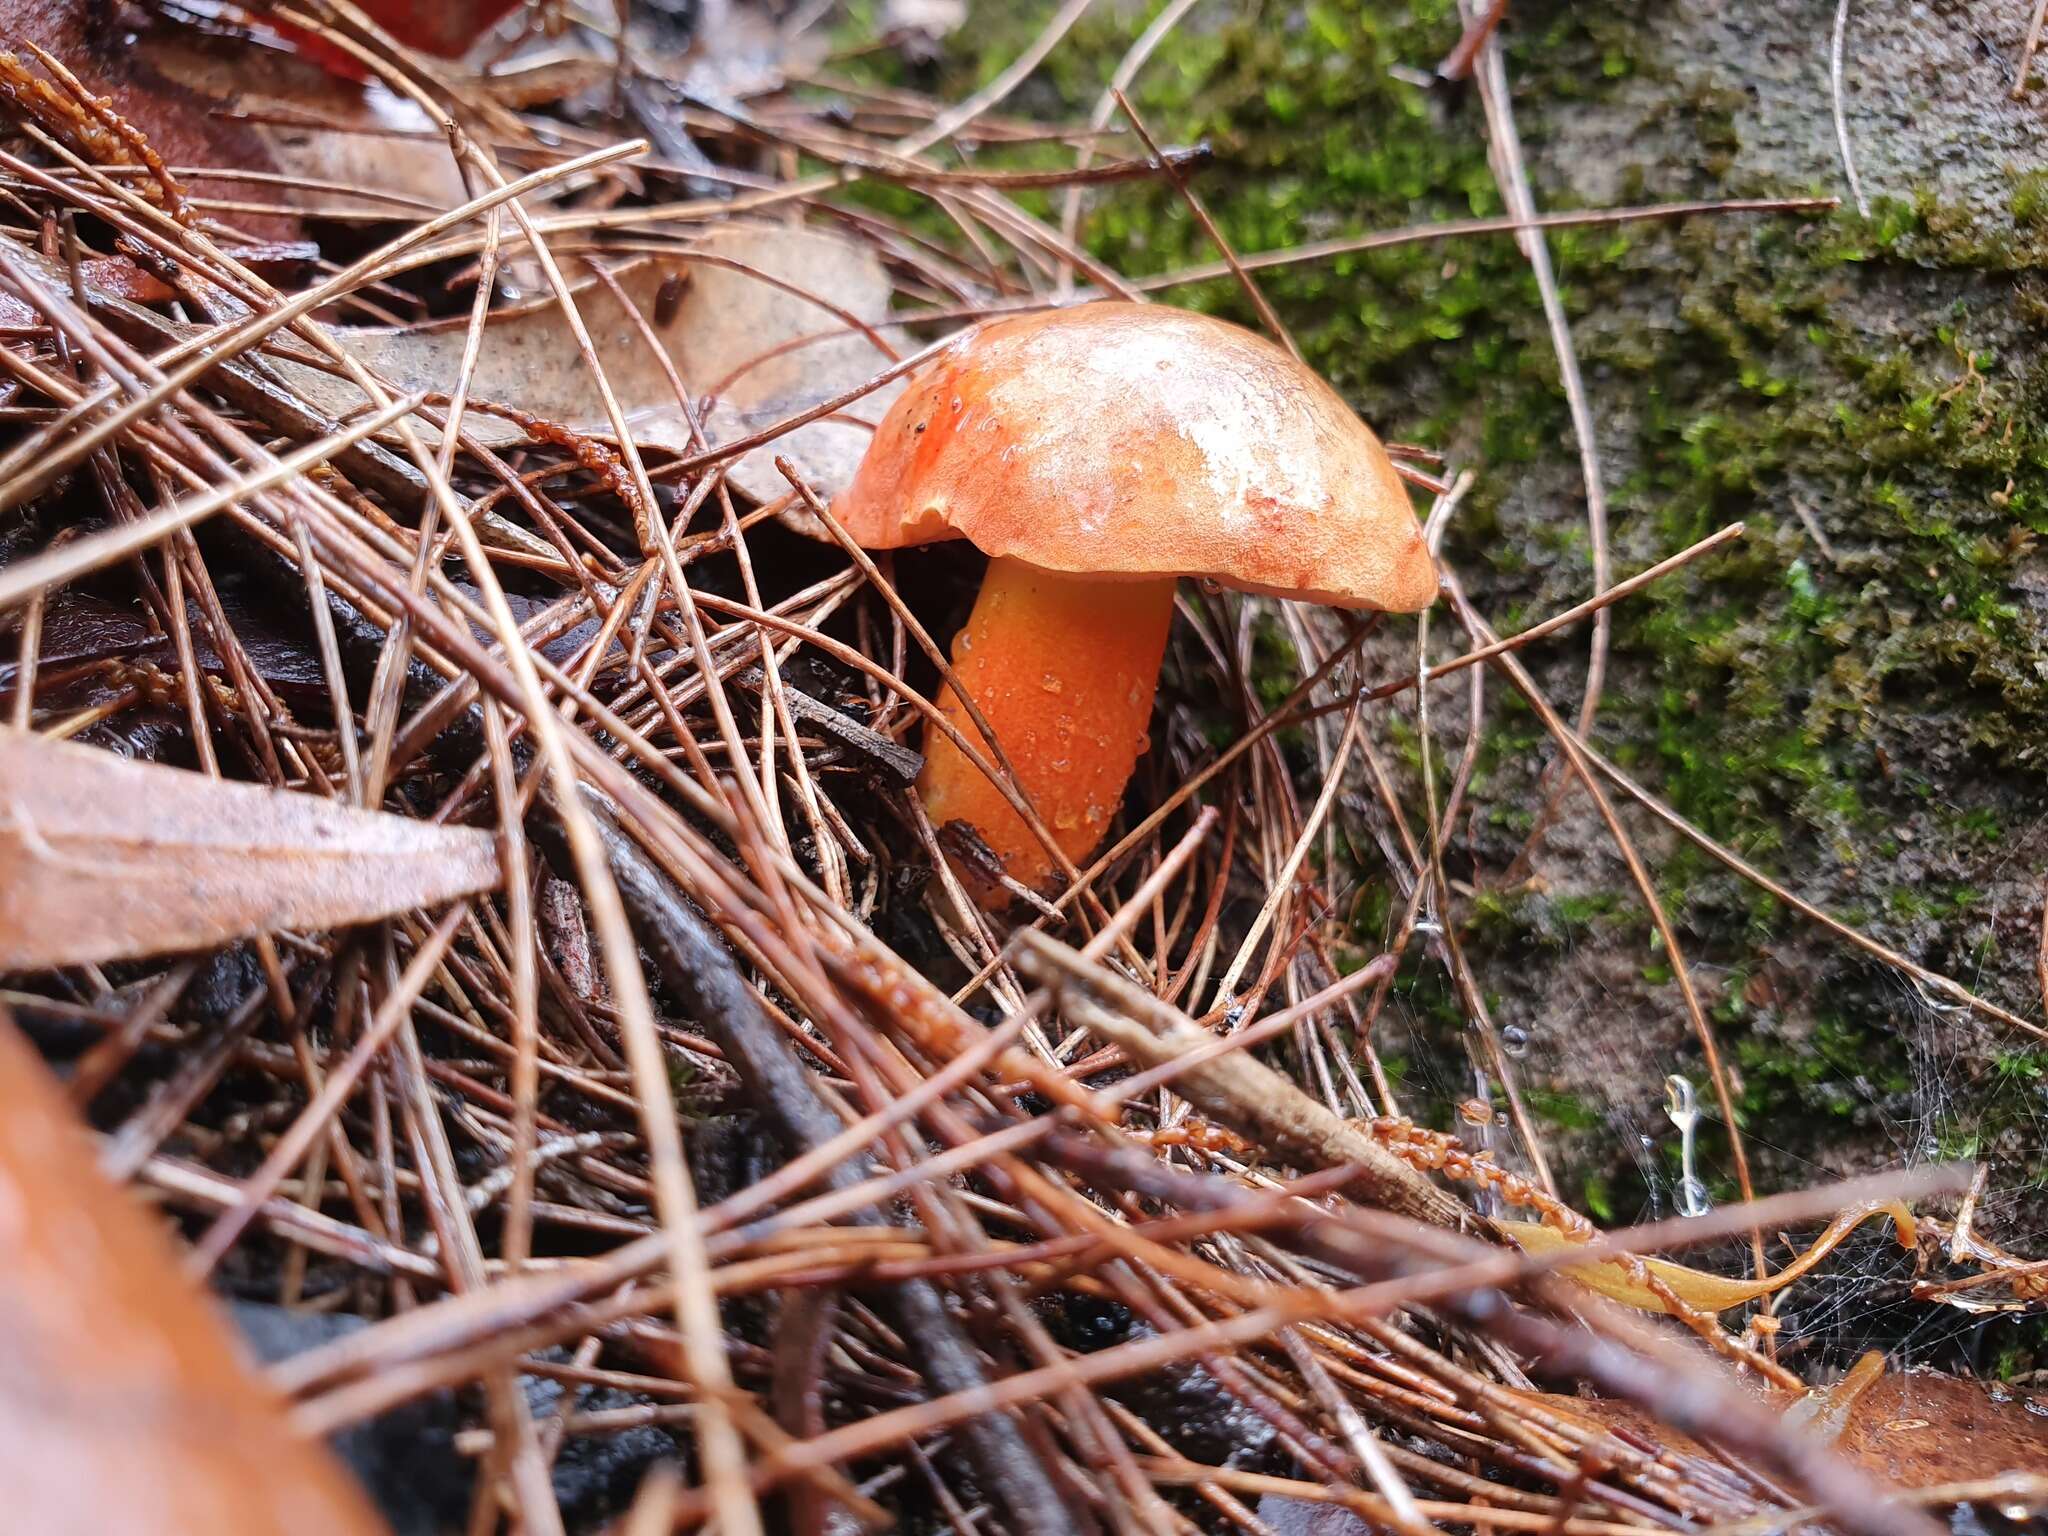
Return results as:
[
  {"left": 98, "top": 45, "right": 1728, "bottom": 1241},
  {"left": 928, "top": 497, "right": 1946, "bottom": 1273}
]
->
[
  {"left": 1520, "top": 1368, "right": 2048, "bottom": 1487},
  {"left": 0, "top": 4, "right": 469, "bottom": 228},
  {"left": 264, "top": 0, "right": 528, "bottom": 73},
  {"left": 687, "top": 223, "right": 914, "bottom": 515},
  {"left": 0, "top": 729, "right": 500, "bottom": 968},
  {"left": 0, "top": 256, "right": 177, "bottom": 329},
  {"left": 248, "top": 225, "right": 915, "bottom": 512},
  {"left": 0, "top": 1010, "right": 391, "bottom": 1536},
  {"left": 0, "top": 3, "right": 304, "bottom": 241},
  {"left": 143, "top": 33, "right": 471, "bottom": 216}
]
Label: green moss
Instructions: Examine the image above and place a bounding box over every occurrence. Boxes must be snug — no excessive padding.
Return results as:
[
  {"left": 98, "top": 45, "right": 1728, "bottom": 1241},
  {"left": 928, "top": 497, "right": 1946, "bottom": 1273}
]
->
[
  {"left": 1735, "top": 1011, "right": 1915, "bottom": 1128},
  {"left": 1523, "top": 1086, "right": 1602, "bottom": 1133},
  {"left": 1250, "top": 616, "right": 1301, "bottom": 711}
]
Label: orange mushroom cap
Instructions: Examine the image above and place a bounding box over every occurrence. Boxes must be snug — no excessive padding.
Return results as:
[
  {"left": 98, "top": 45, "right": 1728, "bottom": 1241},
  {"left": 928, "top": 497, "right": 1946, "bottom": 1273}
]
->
[
  {"left": 835, "top": 301, "right": 1438, "bottom": 610},
  {"left": 837, "top": 301, "right": 1437, "bottom": 898}
]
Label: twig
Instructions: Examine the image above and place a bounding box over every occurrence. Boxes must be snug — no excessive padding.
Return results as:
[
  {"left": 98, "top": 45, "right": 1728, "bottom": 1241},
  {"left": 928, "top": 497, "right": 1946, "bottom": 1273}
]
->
[
  {"left": 1443, "top": 571, "right": 1769, "bottom": 1283},
  {"left": 1011, "top": 928, "right": 1486, "bottom": 1234},
  {"left": 1111, "top": 87, "right": 1296, "bottom": 357},
  {"left": 1131, "top": 197, "right": 1836, "bottom": 292},
  {"left": 1833, "top": 0, "right": 1872, "bottom": 213},
  {"left": 1437, "top": 0, "right": 1512, "bottom": 82},
  {"left": 1057, "top": 0, "right": 1207, "bottom": 295},
  {"left": 2019, "top": 0, "right": 2048, "bottom": 97},
  {"left": 1462, "top": 6, "right": 1616, "bottom": 877},
  {"left": 893, "top": 0, "right": 1096, "bottom": 157}
]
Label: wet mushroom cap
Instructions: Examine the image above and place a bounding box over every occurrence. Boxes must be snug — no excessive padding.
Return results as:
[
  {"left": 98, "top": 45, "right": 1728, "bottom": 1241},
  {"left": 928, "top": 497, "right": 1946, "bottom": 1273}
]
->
[{"left": 834, "top": 301, "right": 1438, "bottom": 610}]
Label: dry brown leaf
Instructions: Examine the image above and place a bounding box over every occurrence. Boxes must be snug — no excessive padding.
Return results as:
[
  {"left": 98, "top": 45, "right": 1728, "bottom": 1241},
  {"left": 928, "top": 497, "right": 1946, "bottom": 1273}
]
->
[
  {"left": 686, "top": 224, "right": 914, "bottom": 513},
  {"left": 251, "top": 224, "right": 914, "bottom": 510},
  {"left": 250, "top": 85, "right": 470, "bottom": 217},
  {"left": 0, "top": 2, "right": 302, "bottom": 241},
  {"left": 0, "top": 7, "right": 465, "bottom": 236},
  {"left": 0, "top": 1010, "right": 391, "bottom": 1536},
  {"left": 1518, "top": 1368, "right": 2048, "bottom": 1488},
  {"left": 0, "top": 729, "right": 499, "bottom": 969}
]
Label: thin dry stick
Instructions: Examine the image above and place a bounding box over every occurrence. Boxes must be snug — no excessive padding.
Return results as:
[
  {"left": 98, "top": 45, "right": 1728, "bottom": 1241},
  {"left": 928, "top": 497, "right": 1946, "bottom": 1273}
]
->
[
  {"left": 1832, "top": 0, "right": 1871, "bottom": 213},
  {"left": 1417, "top": 475, "right": 1555, "bottom": 1195},
  {"left": 1056, "top": 0, "right": 1207, "bottom": 295},
  {"left": 1131, "top": 197, "right": 1836, "bottom": 292},
  {"left": 1111, "top": 87, "right": 1295, "bottom": 356},
  {"left": 187, "top": 903, "right": 467, "bottom": 1270},
  {"left": 1012, "top": 929, "right": 1482, "bottom": 1234},
  {"left": 1445, "top": 574, "right": 1766, "bottom": 1276},
  {"left": 0, "top": 139, "right": 643, "bottom": 513},
  {"left": 285, "top": 19, "right": 765, "bottom": 1529},
  {"left": 2038, "top": 882, "right": 2048, "bottom": 1019},
  {"left": 893, "top": 0, "right": 1097, "bottom": 157},
  {"left": 8, "top": 579, "right": 44, "bottom": 728},
  {"left": 1438, "top": 0, "right": 1512, "bottom": 80},
  {"left": 1207, "top": 696, "right": 1362, "bottom": 1012},
  {"left": 1356, "top": 522, "right": 1745, "bottom": 705},
  {"left": 2019, "top": 0, "right": 2048, "bottom": 97},
  {"left": 1575, "top": 721, "right": 2046, "bottom": 1042},
  {"left": 1463, "top": 7, "right": 1614, "bottom": 848},
  {"left": 0, "top": 388, "right": 424, "bottom": 610}
]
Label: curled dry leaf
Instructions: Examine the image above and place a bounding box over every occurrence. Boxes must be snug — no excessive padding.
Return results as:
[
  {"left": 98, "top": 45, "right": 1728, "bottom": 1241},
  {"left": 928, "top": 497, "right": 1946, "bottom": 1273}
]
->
[
  {"left": 256, "top": 224, "right": 913, "bottom": 512},
  {"left": 0, "top": 729, "right": 499, "bottom": 969},
  {"left": 0, "top": 1009, "right": 390, "bottom": 1536}
]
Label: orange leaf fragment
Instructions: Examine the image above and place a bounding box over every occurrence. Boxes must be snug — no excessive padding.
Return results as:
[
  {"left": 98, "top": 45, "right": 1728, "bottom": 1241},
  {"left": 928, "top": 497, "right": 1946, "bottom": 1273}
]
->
[{"left": 0, "top": 1010, "right": 390, "bottom": 1534}]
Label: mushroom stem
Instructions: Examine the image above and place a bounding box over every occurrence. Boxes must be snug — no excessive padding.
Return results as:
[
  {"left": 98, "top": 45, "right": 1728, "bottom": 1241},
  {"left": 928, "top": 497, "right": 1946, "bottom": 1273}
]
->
[{"left": 920, "top": 556, "right": 1177, "bottom": 897}]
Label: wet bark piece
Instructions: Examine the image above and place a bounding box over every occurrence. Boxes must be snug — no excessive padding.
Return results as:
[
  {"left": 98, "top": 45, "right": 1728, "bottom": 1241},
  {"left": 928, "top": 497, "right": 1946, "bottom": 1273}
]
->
[{"left": 0, "top": 1011, "right": 389, "bottom": 1536}]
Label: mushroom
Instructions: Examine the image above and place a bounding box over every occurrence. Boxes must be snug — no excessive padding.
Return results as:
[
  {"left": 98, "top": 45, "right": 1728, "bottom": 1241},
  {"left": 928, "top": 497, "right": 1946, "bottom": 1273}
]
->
[{"left": 835, "top": 301, "right": 1438, "bottom": 896}]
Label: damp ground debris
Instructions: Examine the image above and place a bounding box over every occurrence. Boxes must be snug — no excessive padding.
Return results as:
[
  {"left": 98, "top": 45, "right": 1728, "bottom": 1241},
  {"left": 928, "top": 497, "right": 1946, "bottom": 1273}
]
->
[{"left": 1, "top": 0, "right": 2047, "bottom": 1532}]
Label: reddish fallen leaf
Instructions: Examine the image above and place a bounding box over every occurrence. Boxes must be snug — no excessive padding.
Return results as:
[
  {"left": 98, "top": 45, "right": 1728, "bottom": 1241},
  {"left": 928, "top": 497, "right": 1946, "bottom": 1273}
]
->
[
  {"left": 0, "top": 256, "right": 179, "bottom": 331},
  {"left": 1521, "top": 1365, "right": 2048, "bottom": 1487},
  {"left": 1830, "top": 1367, "right": 2048, "bottom": 1486},
  {"left": 0, "top": 1008, "right": 390, "bottom": 1535},
  {"left": 265, "top": 0, "right": 529, "bottom": 76},
  {"left": 0, "top": 729, "right": 500, "bottom": 969},
  {"left": 0, "top": 1, "right": 303, "bottom": 242},
  {"left": 0, "top": 2, "right": 476, "bottom": 242},
  {"left": 0, "top": 248, "right": 325, "bottom": 333}
]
